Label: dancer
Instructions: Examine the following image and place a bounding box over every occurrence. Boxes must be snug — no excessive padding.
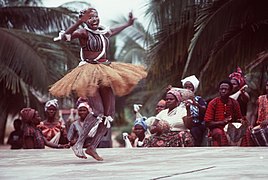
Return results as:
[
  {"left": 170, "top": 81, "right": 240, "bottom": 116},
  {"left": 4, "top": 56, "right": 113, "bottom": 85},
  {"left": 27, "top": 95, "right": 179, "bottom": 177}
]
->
[{"left": 50, "top": 8, "right": 147, "bottom": 160}]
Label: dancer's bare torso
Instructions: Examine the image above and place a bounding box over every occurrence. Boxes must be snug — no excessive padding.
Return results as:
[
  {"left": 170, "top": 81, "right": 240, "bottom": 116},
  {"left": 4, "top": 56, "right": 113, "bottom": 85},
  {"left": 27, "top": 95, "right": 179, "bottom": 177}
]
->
[{"left": 75, "top": 29, "right": 109, "bottom": 61}]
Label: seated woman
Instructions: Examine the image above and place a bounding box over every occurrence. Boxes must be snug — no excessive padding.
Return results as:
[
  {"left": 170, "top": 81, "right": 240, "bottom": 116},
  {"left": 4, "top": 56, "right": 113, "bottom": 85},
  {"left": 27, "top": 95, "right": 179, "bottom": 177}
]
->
[
  {"left": 38, "top": 99, "right": 68, "bottom": 145},
  {"left": 181, "top": 75, "right": 207, "bottom": 146},
  {"left": 126, "top": 117, "right": 150, "bottom": 147},
  {"left": 20, "top": 108, "right": 69, "bottom": 149},
  {"left": 250, "top": 79, "right": 268, "bottom": 146},
  {"left": 143, "top": 89, "right": 194, "bottom": 147},
  {"left": 67, "top": 101, "right": 93, "bottom": 148}
]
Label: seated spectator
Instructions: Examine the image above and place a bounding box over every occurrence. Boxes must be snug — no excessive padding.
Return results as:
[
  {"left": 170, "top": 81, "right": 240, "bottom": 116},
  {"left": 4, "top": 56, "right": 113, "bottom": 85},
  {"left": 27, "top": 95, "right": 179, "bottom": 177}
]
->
[
  {"left": 143, "top": 89, "right": 194, "bottom": 147},
  {"left": 204, "top": 80, "right": 242, "bottom": 146},
  {"left": 254, "top": 79, "right": 268, "bottom": 127},
  {"left": 67, "top": 102, "right": 93, "bottom": 148},
  {"left": 134, "top": 99, "right": 166, "bottom": 127},
  {"left": 126, "top": 117, "right": 149, "bottom": 147},
  {"left": 20, "top": 108, "right": 69, "bottom": 149},
  {"left": 155, "top": 99, "right": 167, "bottom": 114},
  {"left": 229, "top": 67, "right": 250, "bottom": 146},
  {"left": 7, "top": 119, "right": 23, "bottom": 149},
  {"left": 181, "top": 75, "right": 207, "bottom": 146},
  {"left": 38, "top": 99, "right": 68, "bottom": 145},
  {"left": 250, "top": 79, "right": 268, "bottom": 146},
  {"left": 229, "top": 67, "right": 249, "bottom": 117}
]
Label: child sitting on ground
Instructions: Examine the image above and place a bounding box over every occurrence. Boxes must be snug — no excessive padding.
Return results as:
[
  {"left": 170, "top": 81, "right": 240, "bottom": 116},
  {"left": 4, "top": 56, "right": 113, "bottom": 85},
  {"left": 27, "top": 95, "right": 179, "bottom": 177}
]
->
[
  {"left": 7, "top": 119, "right": 23, "bottom": 149},
  {"left": 124, "top": 117, "right": 150, "bottom": 147}
]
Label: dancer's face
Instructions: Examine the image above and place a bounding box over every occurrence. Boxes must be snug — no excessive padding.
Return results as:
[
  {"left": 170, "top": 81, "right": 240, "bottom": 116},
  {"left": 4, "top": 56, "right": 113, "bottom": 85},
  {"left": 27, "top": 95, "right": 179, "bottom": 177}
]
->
[{"left": 85, "top": 10, "right": 99, "bottom": 30}]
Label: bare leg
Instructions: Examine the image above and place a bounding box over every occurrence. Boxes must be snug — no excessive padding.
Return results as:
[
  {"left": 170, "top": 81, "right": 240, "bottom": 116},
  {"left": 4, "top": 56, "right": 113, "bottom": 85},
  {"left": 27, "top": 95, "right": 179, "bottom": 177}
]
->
[
  {"left": 72, "top": 113, "right": 98, "bottom": 159},
  {"left": 99, "top": 86, "right": 115, "bottom": 116},
  {"left": 86, "top": 87, "right": 115, "bottom": 160},
  {"left": 85, "top": 122, "right": 108, "bottom": 161}
]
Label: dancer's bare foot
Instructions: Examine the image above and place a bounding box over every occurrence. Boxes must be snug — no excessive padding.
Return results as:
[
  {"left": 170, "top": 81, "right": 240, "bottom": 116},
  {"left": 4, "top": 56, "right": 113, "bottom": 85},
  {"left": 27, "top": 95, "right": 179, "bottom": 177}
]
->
[
  {"left": 85, "top": 148, "right": 103, "bottom": 161},
  {"left": 72, "top": 144, "right": 87, "bottom": 159}
]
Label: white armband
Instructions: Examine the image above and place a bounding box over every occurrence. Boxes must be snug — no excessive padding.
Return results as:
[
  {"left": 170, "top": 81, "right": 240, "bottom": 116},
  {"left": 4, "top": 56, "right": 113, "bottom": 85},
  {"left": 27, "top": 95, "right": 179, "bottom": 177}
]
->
[{"left": 53, "top": 30, "right": 71, "bottom": 41}]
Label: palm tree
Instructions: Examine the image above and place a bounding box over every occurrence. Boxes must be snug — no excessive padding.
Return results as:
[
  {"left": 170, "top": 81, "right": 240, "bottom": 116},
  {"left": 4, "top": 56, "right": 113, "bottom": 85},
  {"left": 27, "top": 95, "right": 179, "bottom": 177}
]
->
[
  {"left": 0, "top": 0, "right": 89, "bottom": 144},
  {"left": 144, "top": 0, "right": 268, "bottom": 121},
  {"left": 184, "top": 0, "right": 268, "bottom": 97}
]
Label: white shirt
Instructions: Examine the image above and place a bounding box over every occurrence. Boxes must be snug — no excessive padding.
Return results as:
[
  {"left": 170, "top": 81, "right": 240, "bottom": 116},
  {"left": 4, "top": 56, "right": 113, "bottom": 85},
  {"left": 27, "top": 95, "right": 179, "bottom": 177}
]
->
[{"left": 156, "top": 103, "right": 187, "bottom": 131}]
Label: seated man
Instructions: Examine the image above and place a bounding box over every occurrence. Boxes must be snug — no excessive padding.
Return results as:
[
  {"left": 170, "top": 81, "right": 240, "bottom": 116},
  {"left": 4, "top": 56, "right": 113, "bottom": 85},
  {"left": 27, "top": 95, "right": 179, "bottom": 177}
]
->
[{"left": 204, "top": 80, "right": 242, "bottom": 146}]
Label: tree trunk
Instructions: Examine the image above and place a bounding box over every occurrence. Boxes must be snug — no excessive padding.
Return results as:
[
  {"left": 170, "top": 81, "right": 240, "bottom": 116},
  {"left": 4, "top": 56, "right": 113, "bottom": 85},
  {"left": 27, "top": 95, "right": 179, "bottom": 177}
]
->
[{"left": 0, "top": 112, "right": 8, "bottom": 144}]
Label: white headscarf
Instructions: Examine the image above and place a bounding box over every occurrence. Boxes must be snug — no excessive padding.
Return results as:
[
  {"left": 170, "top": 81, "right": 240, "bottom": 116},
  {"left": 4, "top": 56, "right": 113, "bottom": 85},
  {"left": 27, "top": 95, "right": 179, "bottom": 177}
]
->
[
  {"left": 181, "top": 75, "right": 200, "bottom": 92},
  {"left": 77, "top": 102, "right": 91, "bottom": 112},
  {"left": 45, "top": 99, "right": 59, "bottom": 111}
]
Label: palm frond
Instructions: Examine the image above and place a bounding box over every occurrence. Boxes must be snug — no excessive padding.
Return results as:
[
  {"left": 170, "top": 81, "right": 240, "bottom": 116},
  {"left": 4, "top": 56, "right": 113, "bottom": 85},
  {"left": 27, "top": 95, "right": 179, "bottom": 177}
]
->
[
  {"left": 0, "top": 6, "right": 77, "bottom": 33},
  {"left": 146, "top": 0, "right": 197, "bottom": 82}
]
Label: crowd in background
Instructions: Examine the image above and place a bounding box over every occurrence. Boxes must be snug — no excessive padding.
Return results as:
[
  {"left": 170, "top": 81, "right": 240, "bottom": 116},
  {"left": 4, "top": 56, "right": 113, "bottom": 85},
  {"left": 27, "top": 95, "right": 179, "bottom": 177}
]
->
[{"left": 6, "top": 68, "right": 268, "bottom": 150}]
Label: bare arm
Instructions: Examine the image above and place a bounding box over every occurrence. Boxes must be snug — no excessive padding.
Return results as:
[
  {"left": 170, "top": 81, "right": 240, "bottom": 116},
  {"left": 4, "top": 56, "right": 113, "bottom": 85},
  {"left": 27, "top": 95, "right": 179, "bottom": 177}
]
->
[
  {"left": 44, "top": 138, "right": 69, "bottom": 148},
  {"left": 61, "top": 11, "right": 93, "bottom": 41},
  {"left": 110, "top": 12, "right": 136, "bottom": 37}
]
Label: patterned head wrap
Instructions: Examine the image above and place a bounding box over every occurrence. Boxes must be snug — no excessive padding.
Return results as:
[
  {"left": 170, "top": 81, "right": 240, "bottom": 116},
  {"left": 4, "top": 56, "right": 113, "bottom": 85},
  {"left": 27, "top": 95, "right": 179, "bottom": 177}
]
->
[
  {"left": 134, "top": 117, "right": 147, "bottom": 131},
  {"left": 77, "top": 102, "right": 91, "bottom": 112},
  {"left": 167, "top": 89, "right": 182, "bottom": 102},
  {"left": 45, "top": 99, "right": 59, "bottom": 111},
  {"left": 229, "top": 67, "right": 246, "bottom": 88},
  {"left": 181, "top": 75, "right": 200, "bottom": 92},
  {"left": 20, "top": 108, "right": 36, "bottom": 123}
]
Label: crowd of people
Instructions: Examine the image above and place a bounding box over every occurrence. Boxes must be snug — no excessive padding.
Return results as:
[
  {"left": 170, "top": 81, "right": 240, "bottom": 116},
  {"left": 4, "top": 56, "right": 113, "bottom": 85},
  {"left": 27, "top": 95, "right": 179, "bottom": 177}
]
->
[
  {"left": 125, "top": 69, "right": 268, "bottom": 148},
  {"left": 5, "top": 6, "right": 268, "bottom": 162}
]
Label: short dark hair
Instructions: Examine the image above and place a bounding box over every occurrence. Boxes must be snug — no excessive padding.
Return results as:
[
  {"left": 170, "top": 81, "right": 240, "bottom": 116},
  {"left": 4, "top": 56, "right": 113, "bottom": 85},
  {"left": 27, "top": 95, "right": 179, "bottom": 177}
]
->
[{"left": 219, "top": 80, "right": 233, "bottom": 91}]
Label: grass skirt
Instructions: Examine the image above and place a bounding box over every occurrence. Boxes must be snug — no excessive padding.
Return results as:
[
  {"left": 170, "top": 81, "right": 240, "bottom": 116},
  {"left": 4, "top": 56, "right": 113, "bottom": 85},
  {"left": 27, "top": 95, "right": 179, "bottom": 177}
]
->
[{"left": 49, "top": 62, "right": 147, "bottom": 97}]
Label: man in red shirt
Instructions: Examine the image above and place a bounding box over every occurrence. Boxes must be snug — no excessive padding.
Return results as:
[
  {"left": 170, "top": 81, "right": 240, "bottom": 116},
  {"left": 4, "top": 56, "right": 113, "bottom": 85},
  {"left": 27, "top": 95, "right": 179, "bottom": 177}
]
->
[{"left": 205, "top": 80, "right": 242, "bottom": 146}]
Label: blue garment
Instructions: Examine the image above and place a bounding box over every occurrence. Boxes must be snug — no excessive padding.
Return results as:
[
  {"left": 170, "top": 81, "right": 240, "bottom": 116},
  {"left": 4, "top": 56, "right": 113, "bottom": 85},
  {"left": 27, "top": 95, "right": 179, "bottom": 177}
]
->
[
  {"left": 134, "top": 117, "right": 147, "bottom": 130},
  {"left": 190, "top": 96, "right": 207, "bottom": 124}
]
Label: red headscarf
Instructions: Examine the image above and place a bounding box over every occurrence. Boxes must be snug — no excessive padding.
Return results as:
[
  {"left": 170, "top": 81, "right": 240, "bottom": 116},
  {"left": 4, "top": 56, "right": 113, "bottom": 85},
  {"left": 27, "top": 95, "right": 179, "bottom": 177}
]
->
[
  {"left": 229, "top": 67, "right": 246, "bottom": 88},
  {"left": 20, "top": 108, "right": 35, "bottom": 123}
]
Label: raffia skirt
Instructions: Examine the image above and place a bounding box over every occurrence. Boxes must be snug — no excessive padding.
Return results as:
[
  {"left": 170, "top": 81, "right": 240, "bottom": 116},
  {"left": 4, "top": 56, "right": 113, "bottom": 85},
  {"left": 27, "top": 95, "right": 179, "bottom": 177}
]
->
[{"left": 49, "top": 62, "right": 147, "bottom": 97}]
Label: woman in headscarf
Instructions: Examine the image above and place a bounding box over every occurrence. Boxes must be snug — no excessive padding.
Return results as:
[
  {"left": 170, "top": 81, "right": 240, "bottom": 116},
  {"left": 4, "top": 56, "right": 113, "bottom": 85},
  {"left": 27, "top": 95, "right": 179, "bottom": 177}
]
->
[
  {"left": 229, "top": 67, "right": 251, "bottom": 146},
  {"left": 38, "top": 99, "right": 68, "bottom": 145},
  {"left": 21, "top": 108, "right": 69, "bottom": 149},
  {"left": 143, "top": 89, "right": 194, "bottom": 147},
  {"left": 67, "top": 101, "right": 102, "bottom": 157},
  {"left": 126, "top": 117, "right": 150, "bottom": 147},
  {"left": 229, "top": 67, "right": 249, "bottom": 118},
  {"left": 49, "top": 7, "right": 147, "bottom": 160},
  {"left": 181, "top": 75, "right": 207, "bottom": 146}
]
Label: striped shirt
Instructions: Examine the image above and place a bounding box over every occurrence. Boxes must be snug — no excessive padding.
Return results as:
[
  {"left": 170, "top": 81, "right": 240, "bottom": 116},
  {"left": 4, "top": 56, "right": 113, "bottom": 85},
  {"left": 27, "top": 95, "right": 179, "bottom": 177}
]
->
[{"left": 204, "top": 97, "right": 242, "bottom": 123}]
